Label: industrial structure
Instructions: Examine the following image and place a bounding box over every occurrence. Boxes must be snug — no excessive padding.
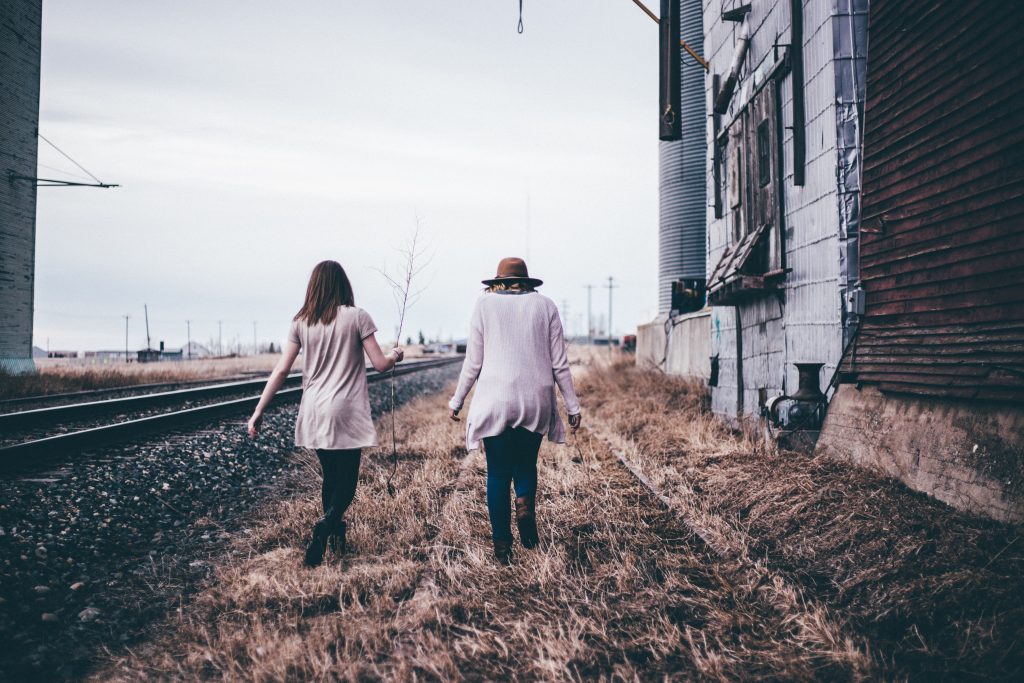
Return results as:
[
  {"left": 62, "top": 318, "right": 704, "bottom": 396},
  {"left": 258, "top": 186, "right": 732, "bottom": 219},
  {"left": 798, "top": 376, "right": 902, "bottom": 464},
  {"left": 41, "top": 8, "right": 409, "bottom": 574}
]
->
[
  {"left": 639, "top": 0, "right": 1023, "bottom": 521},
  {"left": 703, "top": 0, "right": 865, "bottom": 421},
  {"left": 636, "top": 0, "right": 712, "bottom": 380},
  {"left": 0, "top": 0, "right": 43, "bottom": 374},
  {"left": 816, "top": 0, "right": 1024, "bottom": 521},
  {"left": 657, "top": 0, "right": 706, "bottom": 314}
]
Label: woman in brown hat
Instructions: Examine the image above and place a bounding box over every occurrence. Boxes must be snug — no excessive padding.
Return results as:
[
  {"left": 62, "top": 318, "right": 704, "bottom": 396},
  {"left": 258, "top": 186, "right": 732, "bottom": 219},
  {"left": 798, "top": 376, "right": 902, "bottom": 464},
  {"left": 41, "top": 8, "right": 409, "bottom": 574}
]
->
[
  {"left": 248, "top": 260, "right": 403, "bottom": 567},
  {"left": 449, "top": 257, "right": 582, "bottom": 563}
]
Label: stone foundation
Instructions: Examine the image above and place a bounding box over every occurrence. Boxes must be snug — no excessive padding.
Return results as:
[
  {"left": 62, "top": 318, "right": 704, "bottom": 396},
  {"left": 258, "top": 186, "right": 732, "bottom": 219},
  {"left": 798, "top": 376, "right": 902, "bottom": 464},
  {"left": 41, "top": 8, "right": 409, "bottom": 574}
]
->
[{"left": 816, "top": 384, "right": 1024, "bottom": 523}]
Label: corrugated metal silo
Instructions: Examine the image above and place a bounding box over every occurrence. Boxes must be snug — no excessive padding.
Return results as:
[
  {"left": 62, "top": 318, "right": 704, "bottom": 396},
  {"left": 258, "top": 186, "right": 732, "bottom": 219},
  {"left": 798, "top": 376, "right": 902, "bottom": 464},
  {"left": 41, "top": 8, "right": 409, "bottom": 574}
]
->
[{"left": 658, "top": 0, "right": 706, "bottom": 312}]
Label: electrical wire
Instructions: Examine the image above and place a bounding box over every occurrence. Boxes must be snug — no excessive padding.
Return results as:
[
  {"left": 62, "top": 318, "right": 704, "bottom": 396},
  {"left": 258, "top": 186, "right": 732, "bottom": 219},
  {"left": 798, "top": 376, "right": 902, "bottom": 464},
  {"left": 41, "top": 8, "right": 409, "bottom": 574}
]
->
[{"left": 38, "top": 134, "right": 105, "bottom": 185}]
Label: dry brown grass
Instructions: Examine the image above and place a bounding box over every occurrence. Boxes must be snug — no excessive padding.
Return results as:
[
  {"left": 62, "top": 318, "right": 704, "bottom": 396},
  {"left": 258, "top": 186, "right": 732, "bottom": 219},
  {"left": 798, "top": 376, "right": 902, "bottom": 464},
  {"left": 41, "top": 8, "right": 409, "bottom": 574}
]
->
[
  {"left": 91, "top": 376, "right": 883, "bottom": 682},
  {"left": 579, "top": 361, "right": 1024, "bottom": 681},
  {"left": 0, "top": 357, "right": 299, "bottom": 401}
]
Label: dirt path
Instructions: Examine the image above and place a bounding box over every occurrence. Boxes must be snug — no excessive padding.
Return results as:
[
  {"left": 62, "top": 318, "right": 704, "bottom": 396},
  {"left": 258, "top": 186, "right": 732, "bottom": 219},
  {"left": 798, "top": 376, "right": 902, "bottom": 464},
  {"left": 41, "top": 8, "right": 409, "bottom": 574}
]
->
[{"left": 94, "top": 386, "right": 876, "bottom": 681}]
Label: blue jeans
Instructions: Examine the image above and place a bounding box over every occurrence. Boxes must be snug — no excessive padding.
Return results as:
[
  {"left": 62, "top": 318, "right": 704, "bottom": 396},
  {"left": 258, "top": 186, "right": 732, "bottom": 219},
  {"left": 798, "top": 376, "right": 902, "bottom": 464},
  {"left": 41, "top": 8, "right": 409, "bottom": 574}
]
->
[{"left": 483, "top": 428, "right": 543, "bottom": 542}]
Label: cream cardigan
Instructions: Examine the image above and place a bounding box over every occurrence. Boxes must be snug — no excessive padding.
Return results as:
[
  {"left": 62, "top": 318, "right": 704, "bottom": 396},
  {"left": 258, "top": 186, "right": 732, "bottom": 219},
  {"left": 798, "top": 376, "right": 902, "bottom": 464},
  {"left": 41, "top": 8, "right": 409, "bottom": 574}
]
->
[{"left": 449, "top": 291, "right": 581, "bottom": 451}]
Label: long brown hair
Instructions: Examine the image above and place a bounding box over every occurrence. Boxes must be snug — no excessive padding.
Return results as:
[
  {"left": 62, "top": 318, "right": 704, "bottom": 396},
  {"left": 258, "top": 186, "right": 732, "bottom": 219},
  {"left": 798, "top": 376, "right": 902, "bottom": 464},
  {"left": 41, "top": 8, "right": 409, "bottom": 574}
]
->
[{"left": 294, "top": 260, "right": 355, "bottom": 325}]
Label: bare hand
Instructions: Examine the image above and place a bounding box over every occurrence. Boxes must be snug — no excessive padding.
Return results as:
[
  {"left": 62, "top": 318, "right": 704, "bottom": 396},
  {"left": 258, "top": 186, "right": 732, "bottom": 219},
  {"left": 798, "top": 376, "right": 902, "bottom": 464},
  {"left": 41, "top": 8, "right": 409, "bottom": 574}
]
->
[
  {"left": 568, "top": 413, "right": 582, "bottom": 434},
  {"left": 449, "top": 408, "right": 461, "bottom": 422},
  {"left": 391, "top": 347, "right": 405, "bottom": 363},
  {"left": 247, "top": 411, "right": 263, "bottom": 439}
]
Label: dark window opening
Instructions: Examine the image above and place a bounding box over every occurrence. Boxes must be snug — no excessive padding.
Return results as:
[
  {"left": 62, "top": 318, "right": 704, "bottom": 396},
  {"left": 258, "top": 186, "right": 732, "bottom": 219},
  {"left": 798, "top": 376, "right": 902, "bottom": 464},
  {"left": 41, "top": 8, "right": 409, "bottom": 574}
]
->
[{"left": 757, "top": 120, "right": 771, "bottom": 187}]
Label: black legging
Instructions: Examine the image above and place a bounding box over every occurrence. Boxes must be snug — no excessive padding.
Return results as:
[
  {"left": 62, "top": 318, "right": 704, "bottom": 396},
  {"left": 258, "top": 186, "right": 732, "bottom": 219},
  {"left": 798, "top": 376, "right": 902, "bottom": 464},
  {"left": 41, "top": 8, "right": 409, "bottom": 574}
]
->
[{"left": 316, "top": 449, "right": 362, "bottom": 526}]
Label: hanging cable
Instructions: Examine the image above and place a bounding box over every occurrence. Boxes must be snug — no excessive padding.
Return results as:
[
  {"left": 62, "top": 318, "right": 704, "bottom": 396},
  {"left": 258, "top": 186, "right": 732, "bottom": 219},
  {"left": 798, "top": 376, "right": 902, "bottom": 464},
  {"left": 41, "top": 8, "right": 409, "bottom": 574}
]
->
[
  {"left": 38, "top": 134, "right": 106, "bottom": 185},
  {"left": 517, "top": 0, "right": 524, "bottom": 34}
]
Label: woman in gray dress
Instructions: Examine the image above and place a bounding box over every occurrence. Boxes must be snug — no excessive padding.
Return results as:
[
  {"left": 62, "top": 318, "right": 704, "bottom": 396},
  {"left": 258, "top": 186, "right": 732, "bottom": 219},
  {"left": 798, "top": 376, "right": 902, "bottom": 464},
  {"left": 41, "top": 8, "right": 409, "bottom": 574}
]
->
[{"left": 248, "top": 260, "right": 403, "bottom": 567}]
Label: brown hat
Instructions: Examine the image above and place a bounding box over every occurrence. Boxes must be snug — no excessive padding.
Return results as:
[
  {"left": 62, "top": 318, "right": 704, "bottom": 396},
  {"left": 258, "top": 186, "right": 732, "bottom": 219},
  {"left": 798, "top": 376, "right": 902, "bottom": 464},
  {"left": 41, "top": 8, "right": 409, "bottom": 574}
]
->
[{"left": 481, "top": 256, "right": 544, "bottom": 288}]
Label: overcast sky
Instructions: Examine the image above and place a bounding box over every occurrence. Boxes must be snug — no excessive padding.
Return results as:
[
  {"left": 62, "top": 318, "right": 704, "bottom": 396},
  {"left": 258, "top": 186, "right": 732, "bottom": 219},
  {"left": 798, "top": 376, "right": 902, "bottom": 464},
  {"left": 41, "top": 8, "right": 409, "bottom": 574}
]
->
[{"left": 34, "top": 0, "right": 659, "bottom": 352}]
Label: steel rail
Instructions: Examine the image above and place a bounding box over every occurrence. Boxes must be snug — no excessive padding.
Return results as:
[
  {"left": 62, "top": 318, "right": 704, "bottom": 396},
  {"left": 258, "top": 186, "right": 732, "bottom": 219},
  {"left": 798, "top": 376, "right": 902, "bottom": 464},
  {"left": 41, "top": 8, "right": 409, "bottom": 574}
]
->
[
  {"left": 0, "top": 358, "right": 457, "bottom": 430},
  {"left": 0, "top": 372, "right": 269, "bottom": 408},
  {"left": 0, "top": 357, "right": 462, "bottom": 470},
  {"left": 0, "top": 374, "right": 303, "bottom": 430}
]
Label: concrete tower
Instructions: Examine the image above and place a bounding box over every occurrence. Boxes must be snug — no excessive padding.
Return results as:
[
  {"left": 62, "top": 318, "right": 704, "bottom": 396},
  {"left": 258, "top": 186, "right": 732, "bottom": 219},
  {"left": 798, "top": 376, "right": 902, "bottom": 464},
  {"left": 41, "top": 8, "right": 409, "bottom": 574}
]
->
[{"left": 0, "top": 0, "right": 43, "bottom": 373}]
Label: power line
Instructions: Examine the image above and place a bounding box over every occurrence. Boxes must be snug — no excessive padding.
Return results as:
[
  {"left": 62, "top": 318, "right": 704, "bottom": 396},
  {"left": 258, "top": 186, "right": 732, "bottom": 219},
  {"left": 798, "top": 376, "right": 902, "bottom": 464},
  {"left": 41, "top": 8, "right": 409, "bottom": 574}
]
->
[
  {"left": 583, "top": 284, "right": 595, "bottom": 343},
  {"left": 604, "top": 276, "right": 619, "bottom": 351}
]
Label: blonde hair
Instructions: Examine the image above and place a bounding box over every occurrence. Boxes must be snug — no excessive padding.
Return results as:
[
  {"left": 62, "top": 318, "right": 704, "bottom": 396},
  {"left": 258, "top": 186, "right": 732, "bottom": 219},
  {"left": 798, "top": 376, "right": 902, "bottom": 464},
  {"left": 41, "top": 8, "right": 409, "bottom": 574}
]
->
[{"left": 486, "top": 281, "right": 535, "bottom": 293}]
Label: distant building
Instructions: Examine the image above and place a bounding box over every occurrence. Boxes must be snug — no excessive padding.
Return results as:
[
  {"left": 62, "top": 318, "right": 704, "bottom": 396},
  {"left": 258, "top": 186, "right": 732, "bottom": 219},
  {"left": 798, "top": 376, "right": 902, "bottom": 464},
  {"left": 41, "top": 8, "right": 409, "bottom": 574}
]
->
[
  {"left": 83, "top": 350, "right": 127, "bottom": 361},
  {"left": 137, "top": 344, "right": 184, "bottom": 363},
  {"left": 183, "top": 341, "right": 212, "bottom": 358},
  {"left": 0, "top": 0, "right": 43, "bottom": 374}
]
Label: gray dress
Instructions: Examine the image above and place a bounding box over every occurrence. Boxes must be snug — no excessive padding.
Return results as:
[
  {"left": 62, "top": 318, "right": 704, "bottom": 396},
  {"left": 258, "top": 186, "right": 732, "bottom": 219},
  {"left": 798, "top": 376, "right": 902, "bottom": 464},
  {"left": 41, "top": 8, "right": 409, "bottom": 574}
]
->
[{"left": 288, "top": 306, "right": 379, "bottom": 450}]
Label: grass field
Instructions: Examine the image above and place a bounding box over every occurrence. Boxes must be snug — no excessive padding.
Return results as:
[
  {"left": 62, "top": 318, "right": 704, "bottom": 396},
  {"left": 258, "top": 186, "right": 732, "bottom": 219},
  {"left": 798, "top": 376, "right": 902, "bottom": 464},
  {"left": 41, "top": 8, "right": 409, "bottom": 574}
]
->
[
  {"left": 1, "top": 345, "right": 435, "bottom": 401},
  {"left": 84, "top": 360, "right": 1022, "bottom": 681}
]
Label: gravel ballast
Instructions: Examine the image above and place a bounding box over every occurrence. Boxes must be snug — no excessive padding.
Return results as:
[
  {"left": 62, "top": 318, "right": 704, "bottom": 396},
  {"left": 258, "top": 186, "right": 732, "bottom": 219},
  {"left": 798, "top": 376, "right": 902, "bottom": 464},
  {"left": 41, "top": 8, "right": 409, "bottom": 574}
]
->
[{"left": 0, "top": 363, "right": 459, "bottom": 681}]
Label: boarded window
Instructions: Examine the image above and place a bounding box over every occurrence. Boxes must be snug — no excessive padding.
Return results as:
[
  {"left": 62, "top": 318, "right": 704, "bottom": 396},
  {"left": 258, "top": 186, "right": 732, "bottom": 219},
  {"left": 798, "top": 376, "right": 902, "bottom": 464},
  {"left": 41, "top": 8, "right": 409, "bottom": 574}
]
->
[
  {"left": 708, "top": 83, "right": 785, "bottom": 303},
  {"left": 728, "top": 118, "right": 744, "bottom": 244},
  {"left": 757, "top": 120, "right": 771, "bottom": 187}
]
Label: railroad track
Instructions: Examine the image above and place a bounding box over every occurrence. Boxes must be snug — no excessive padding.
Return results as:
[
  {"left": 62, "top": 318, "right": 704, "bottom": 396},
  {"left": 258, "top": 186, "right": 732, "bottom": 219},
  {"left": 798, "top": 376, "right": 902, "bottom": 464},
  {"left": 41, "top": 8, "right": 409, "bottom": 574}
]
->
[
  {"left": 0, "top": 357, "right": 462, "bottom": 471},
  {"left": 0, "top": 372, "right": 270, "bottom": 411}
]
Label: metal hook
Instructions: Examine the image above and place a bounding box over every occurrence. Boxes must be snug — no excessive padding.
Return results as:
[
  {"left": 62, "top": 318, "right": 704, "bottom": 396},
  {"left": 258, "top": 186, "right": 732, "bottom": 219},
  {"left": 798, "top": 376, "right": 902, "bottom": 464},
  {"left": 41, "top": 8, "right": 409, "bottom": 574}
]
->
[{"left": 662, "top": 106, "right": 676, "bottom": 126}]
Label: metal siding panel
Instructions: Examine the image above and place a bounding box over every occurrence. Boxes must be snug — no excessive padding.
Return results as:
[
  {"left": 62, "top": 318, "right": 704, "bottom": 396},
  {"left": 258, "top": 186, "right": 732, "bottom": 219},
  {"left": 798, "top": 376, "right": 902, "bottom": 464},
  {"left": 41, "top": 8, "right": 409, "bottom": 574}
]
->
[{"left": 846, "top": 0, "right": 1024, "bottom": 401}]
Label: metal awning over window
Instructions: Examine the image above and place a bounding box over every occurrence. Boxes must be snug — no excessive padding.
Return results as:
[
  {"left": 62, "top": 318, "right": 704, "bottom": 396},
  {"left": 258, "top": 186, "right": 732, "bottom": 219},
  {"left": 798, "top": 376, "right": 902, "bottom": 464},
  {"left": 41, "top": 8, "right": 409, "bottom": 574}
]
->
[{"left": 706, "top": 222, "right": 782, "bottom": 304}]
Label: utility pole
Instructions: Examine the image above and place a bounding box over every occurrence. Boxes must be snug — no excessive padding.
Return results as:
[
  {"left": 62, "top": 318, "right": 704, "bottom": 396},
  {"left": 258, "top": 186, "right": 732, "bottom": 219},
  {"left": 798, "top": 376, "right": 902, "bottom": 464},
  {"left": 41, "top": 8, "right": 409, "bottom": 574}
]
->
[
  {"left": 143, "top": 304, "right": 152, "bottom": 351},
  {"left": 217, "top": 320, "right": 223, "bottom": 357},
  {"left": 560, "top": 298, "right": 571, "bottom": 337},
  {"left": 604, "top": 276, "right": 619, "bottom": 351},
  {"left": 186, "top": 320, "right": 192, "bottom": 360},
  {"left": 252, "top": 321, "right": 258, "bottom": 355},
  {"left": 584, "top": 284, "right": 594, "bottom": 344},
  {"left": 123, "top": 315, "right": 131, "bottom": 363}
]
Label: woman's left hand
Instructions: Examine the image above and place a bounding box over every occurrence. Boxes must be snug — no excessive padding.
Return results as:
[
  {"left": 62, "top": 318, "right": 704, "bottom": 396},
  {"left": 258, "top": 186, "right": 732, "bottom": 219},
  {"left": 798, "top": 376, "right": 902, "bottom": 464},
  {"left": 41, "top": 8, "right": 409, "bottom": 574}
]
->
[
  {"left": 247, "top": 411, "right": 263, "bottom": 439},
  {"left": 568, "top": 412, "right": 582, "bottom": 434}
]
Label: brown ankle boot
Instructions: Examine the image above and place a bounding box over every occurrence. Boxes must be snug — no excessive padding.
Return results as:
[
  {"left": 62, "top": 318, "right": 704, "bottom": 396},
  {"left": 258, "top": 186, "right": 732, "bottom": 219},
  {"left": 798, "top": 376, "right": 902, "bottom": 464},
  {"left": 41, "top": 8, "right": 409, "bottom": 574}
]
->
[
  {"left": 493, "top": 539, "right": 513, "bottom": 565},
  {"left": 515, "top": 496, "right": 538, "bottom": 549}
]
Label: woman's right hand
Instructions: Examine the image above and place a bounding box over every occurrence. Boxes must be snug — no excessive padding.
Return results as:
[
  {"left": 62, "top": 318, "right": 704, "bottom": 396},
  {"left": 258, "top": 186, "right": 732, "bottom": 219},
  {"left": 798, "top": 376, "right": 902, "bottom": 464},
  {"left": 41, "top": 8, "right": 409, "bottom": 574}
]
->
[
  {"left": 390, "top": 347, "right": 404, "bottom": 363},
  {"left": 247, "top": 411, "right": 263, "bottom": 439},
  {"left": 568, "top": 412, "right": 582, "bottom": 434}
]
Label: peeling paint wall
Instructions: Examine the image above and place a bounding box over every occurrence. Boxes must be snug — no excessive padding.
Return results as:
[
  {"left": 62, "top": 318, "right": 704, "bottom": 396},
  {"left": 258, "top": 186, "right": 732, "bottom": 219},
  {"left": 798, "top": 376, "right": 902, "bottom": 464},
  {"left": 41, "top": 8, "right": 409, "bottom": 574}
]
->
[
  {"left": 0, "top": 0, "right": 42, "bottom": 374},
  {"left": 704, "top": 0, "right": 860, "bottom": 419}
]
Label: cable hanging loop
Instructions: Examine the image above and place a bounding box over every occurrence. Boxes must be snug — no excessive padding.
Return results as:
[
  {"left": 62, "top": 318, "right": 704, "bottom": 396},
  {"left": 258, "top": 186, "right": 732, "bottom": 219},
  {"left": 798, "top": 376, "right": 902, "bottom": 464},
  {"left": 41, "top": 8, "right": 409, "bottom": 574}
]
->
[{"left": 517, "top": 0, "right": 524, "bottom": 34}]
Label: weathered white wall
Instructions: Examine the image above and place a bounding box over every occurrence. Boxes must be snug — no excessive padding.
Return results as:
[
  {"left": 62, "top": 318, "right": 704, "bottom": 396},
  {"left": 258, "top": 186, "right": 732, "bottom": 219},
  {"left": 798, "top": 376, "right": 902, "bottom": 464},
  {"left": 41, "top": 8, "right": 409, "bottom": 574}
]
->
[
  {"left": 0, "top": 0, "right": 42, "bottom": 374},
  {"left": 637, "top": 310, "right": 711, "bottom": 379},
  {"left": 705, "top": 0, "right": 846, "bottom": 418}
]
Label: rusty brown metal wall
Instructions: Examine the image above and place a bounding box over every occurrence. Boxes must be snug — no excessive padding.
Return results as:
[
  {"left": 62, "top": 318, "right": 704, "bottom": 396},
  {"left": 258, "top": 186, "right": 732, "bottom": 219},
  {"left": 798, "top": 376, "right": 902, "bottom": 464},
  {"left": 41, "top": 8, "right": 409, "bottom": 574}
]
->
[{"left": 847, "top": 0, "right": 1024, "bottom": 402}]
